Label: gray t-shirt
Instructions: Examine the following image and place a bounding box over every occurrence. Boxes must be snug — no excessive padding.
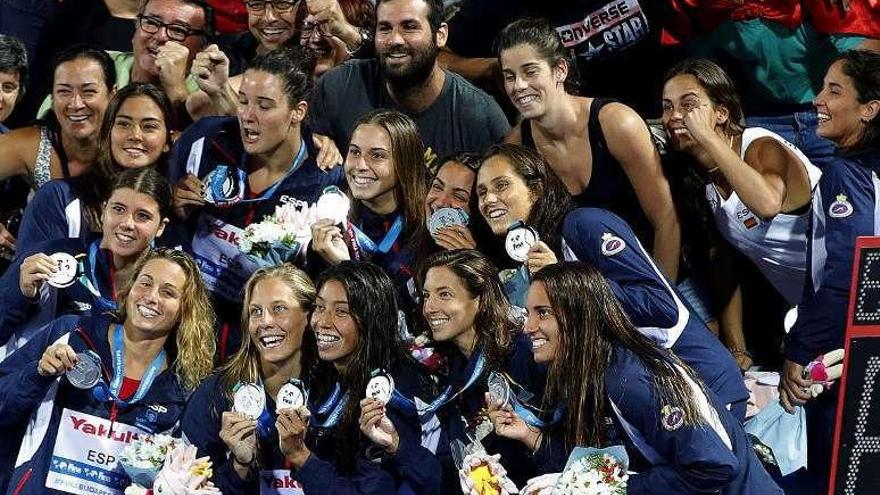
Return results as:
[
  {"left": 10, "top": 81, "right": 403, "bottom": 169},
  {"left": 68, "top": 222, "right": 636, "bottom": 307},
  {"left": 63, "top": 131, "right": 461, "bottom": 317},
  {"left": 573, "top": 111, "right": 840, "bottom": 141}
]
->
[{"left": 310, "top": 58, "right": 510, "bottom": 162}]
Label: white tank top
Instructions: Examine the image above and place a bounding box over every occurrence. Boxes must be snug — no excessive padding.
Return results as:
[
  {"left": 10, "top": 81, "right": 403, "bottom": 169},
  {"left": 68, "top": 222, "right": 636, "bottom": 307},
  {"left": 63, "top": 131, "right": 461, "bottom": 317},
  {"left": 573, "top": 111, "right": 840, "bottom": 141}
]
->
[{"left": 705, "top": 127, "right": 822, "bottom": 305}]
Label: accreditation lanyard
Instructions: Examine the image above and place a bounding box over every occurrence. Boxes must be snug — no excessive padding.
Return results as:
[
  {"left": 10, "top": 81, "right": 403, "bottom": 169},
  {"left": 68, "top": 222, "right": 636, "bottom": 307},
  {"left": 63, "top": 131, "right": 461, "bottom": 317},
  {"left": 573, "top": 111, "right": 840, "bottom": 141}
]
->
[
  {"left": 77, "top": 240, "right": 117, "bottom": 312},
  {"left": 346, "top": 215, "right": 403, "bottom": 261},
  {"left": 310, "top": 382, "right": 349, "bottom": 429},
  {"left": 93, "top": 324, "right": 166, "bottom": 406},
  {"left": 209, "top": 138, "right": 307, "bottom": 207}
]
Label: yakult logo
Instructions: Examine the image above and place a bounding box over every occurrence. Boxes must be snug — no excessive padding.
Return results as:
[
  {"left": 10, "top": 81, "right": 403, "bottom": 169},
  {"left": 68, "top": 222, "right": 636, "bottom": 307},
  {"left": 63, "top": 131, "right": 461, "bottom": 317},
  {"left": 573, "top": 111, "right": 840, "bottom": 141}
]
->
[
  {"left": 262, "top": 473, "right": 303, "bottom": 489},
  {"left": 70, "top": 414, "right": 141, "bottom": 444}
]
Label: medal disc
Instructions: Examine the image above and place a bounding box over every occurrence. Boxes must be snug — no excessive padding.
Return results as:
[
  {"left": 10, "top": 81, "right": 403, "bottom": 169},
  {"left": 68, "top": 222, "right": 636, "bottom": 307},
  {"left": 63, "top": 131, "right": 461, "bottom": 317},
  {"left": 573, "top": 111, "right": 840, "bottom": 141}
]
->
[
  {"left": 365, "top": 373, "right": 394, "bottom": 404},
  {"left": 47, "top": 252, "right": 79, "bottom": 288},
  {"left": 427, "top": 207, "right": 469, "bottom": 237},
  {"left": 233, "top": 382, "right": 266, "bottom": 420},
  {"left": 315, "top": 186, "right": 351, "bottom": 225},
  {"left": 505, "top": 223, "right": 538, "bottom": 262},
  {"left": 487, "top": 372, "right": 511, "bottom": 407},
  {"left": 277, "top": 379, "right": 307, "bottom": 412},
  {"left": 66, "top": 352, "right": 101, "bottom": 389}
]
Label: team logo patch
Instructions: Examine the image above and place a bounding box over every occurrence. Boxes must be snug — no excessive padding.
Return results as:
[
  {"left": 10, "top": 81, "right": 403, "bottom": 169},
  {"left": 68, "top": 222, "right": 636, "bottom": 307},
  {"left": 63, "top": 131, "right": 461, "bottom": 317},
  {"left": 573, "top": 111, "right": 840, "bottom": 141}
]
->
[
  {"left": 829, "top": 193, "right": 853, "bottom": 218},
  {"left": 661, "top": 405, "right": 685, "bottom": 431},
  {"left": 601, "top": 233, "right": 626, "bottom": 256}
]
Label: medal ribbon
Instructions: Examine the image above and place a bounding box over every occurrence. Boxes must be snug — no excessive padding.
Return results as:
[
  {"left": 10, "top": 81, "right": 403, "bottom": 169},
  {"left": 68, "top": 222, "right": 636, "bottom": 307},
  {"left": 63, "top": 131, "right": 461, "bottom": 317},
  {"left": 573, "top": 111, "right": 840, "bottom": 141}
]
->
[
  {"left": 77, "top": 240, "right": 117, "bottom": 312},
  {"left": 345, "top": 215, "right": 403, "bottom": 260},
  {"left": 393, "top": 348, "right": 486, "bottom": 421},
  {"left": 310, "top": 382, "right": 349, "bottom": 428},
  {"left": 93, "top": 324, "right": 166, "bottom": 406},
  {"left": 208, "top": 138, "right": 307, "bottom": 207}
]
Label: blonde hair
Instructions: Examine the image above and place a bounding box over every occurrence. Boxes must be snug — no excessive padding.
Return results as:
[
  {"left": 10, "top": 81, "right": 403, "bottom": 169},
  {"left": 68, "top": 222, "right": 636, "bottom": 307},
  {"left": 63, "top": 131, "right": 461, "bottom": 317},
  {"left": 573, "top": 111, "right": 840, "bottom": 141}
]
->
[
  {"left": 115, "top": 248, "right": 215, "bottom": 391},
  {"left": 219, "top": 264, "right": 317, "bottom": 402}
]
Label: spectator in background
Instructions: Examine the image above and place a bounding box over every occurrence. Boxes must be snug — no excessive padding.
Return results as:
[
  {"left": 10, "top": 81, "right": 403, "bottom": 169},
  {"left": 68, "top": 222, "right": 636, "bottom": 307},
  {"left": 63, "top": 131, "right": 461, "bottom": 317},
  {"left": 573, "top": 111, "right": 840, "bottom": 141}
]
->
[
  {"left": 34, "top": 0, "right": 212, "bottom": 125},
  {"left": 24, "top": 0, "right": 139, "bottom": 123},
  {"left": 0, "top": 35, "right": 30, "bottom": 270},
  {"left": 309, "top": 0, "right": 510, "bottom": 161},
  {"left": 0, "top": 35, "right": 27, "bottom": 132},
  {"left": 496, "top": 18, "right": 681, "bottom": 281},
  {"left": 440, "top": 0, "right": 683, "bottom": 116},
  {"left": 187, "top": 0, "right": 374, "bottom": 118}
]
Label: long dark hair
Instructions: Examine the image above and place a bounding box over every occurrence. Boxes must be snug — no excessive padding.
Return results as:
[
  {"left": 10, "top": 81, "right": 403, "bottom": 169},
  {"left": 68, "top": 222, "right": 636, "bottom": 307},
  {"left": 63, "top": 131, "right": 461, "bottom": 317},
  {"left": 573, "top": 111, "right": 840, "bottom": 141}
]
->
[
  {"left": 832, "top": 49, "right": 880, "bottom": 153},
  {"left": 78, "top": 83, "right": 175, "bottom": 228},
  {"left": 417, "top": 249, "right": 516, "bottom": 370},
  {"left": 480, "top": 143, "right": 572, "bottom": 254},
  {"left": 311, "top": 261, "right": 407, "bottom": 473},
  {"left": 532, "top": 262, "right": 706, "bottom": 451},
  {"left": 663, "top": 58, "right": 746, "bottom": 137},
  {"left": 494, "top": 17, "right": 578, "bottom": 94},
  {"left": 248, "top": 45, "right": 316, "bottom": 108}
]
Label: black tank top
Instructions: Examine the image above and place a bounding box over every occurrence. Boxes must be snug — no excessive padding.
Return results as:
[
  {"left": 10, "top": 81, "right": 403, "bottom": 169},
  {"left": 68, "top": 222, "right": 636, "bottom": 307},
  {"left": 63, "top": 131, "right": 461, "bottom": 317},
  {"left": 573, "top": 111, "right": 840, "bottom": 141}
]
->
[{"left": 521, "top": 98, "right": 652, "bottom": 247}]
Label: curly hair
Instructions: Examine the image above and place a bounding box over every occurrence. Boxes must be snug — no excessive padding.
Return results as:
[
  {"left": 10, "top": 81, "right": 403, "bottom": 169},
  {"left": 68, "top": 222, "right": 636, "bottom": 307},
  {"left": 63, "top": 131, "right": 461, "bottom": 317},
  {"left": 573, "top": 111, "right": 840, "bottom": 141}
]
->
[{"left": 114, "top": 248, "right": 215, "bottom": 391}]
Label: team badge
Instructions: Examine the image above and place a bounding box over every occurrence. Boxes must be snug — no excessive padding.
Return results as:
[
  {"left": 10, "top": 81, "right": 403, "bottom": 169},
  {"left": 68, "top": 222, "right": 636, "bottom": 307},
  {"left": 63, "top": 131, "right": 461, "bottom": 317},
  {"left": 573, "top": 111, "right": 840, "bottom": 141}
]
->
[
  {"left": 661, "top": 405, "right": 685, "bottom": 431},
  {"left": 600, "top": 233, "right": 626, "bottom": 256},
  {"left": 828, "top": 193, "right": 853, "bottom": 218}
]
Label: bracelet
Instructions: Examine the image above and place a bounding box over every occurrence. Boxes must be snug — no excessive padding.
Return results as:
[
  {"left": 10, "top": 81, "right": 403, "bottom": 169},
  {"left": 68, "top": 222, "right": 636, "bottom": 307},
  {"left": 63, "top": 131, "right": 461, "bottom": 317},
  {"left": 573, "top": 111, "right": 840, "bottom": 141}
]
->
[{"left": 530, "top": 430, "right": 543, "bottom": 455}]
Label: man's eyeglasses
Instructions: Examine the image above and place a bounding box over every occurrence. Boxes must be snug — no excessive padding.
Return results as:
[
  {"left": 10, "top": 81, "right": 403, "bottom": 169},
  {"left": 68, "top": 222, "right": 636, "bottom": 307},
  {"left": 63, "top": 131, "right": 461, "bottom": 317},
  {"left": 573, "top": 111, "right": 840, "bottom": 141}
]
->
[
  {"left": 245, "top": 0, "right": 298, "bottom": 14},
  {"left": 137, "top": 15, "right": 205, "bottom": 41}
]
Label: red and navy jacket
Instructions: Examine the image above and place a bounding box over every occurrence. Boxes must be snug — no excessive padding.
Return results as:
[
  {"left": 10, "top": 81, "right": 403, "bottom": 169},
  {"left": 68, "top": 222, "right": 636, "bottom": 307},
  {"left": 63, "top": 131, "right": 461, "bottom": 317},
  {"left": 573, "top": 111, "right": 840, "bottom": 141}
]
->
[{"left": 0, "top": 314, "right": 187, "bottom": 495}]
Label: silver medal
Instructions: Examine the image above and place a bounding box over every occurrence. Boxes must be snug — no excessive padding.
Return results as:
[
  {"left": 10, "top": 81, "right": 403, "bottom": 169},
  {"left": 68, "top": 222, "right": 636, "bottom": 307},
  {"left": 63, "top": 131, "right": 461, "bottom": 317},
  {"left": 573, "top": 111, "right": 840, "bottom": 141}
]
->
[
  {"left": 505, "top": 222, "right": 538, "bottom": 262},
  {"left": 365, "top": 373, "right": 394, "bottom": 404},
  {"left": 276, "top": 379, "right": 307, "bottom": 412},
  {"left": 47, "top": 252, "right": 79, "bottom": 288},
  {"left": 315, "top": 186, "right": 351, "bottom": 225},
  {"left": 427, "top": 207, "right": 469, "bottom": 238},
  {"left": 487, "top": 372, "right": 511, "bottom": 407},
  {"left": 233, "top": 382, "right": 266, "bottom": 420},
  {"left": 66, "top": 352, "right": 101, "bottom": 389}
]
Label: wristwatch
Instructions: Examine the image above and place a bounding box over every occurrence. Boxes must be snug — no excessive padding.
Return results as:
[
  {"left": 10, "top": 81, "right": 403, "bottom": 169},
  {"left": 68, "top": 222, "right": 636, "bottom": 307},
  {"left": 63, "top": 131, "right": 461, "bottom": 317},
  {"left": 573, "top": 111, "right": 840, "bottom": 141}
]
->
[{"left": 346, "top": 26, "right": 373, "bottom": 57}]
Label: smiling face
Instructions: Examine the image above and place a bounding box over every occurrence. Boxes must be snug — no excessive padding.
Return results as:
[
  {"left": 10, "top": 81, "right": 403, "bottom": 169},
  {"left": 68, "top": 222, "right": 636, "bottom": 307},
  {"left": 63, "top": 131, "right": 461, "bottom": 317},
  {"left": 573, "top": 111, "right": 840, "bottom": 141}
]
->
[
  {"left": 814, "top": 60, "right": 874, "bottom": 148},
  {"left": 249, "top": 1, "right": 297, "bottom": 53},
  {"left": 0, "top": 70, "right": 21, "bottom": 124},
  {"left": 345, "top": 123, "right": 398, "bottom": 210},
  {"left": 300, "top": 15, "right": 347, "bottom": 77},
  {"left": 237, "top": 69, "right": 298, "bottom": 155},
  {"left": 100, "top": 188, "right": 167, "bottom": 259},
  {"left": 661, "top": 73, "right": 719, "bottom": 152},
  {"left": 425, "top": 160, "right": 476, "bottom": 216},
  {"left": 500, "top": 43, "right": 565, "bottom": 120},
  {"left": 248, "top": 277, "right": 309, "bottom": 365},
  {"left": 52, "top": 58, "right": 112, "bottom": 142},
  {"left": 126, "top": 258, "right": 186, "bottom": 336},
  {"left": 110, "top": 95, "right": 169, "bottom": 168},
  {"left": 133, "top": 0, "right": 206, "bottom": 79},
  {"left": 524, "top": 281, "right": 559, "bottom": 363},
  {"left": 375, "top": 0, "right": 444, "bottom": 85},
  {"left": 421, "top": 266, "right": 479, "bottom": 351},
  {"left": 311, "top": 279, "right": 360, "bottom": 368},
  {"left": 476, "top": 154, "right": 535, "bottom": 236}
]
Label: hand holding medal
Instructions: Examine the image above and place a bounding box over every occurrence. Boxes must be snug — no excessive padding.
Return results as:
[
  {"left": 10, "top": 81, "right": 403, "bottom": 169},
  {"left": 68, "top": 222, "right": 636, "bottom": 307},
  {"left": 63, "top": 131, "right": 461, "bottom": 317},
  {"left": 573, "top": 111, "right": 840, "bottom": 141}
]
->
[
  {"left": 360, "top": 371, "right": 399, "bottom": 453},
  {"left": 276, "top": 405, "right": 311, "bottom": 469},
  {"left": 37, "top": 342, "right": 80, "bottom": 378},
  {"left": 19, "top": 252, "right": 79, "bottom": 299}
]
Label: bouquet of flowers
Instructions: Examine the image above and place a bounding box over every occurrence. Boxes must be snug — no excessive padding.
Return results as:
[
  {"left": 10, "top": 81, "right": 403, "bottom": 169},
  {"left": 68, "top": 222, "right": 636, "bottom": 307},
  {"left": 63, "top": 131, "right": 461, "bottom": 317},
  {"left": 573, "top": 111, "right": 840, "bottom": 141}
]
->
[
  {"left": 124, "top": 443, "right": 221, "bottom": 495},
  {"left": 239, "top": 203, "right": 316, "bottom": 266},
  {"left": 553, "top": 446, "right": 629, "bottom": 494},
  {"left": 120, "top": 434, "right": 181, "bottom": 489}
]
